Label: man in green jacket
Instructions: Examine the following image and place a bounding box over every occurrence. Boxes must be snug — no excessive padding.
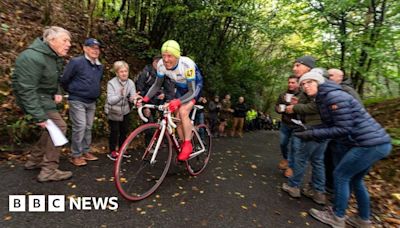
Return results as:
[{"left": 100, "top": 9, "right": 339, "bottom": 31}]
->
[{"left": 12, "top": 26, "right": 73, "bottom": 182}]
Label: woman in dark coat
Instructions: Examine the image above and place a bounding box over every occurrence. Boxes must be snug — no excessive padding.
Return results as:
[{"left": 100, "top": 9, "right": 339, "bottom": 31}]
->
[{"left": 295, "top": 71, "right": 391, "bottom": 228}]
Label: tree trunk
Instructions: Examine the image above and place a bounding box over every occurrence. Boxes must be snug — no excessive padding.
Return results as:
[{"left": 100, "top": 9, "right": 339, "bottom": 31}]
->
[
  {"left": 86, "top": 0, "right": 97, "bottom": 37},
  {"left": 41, "top": 0, "right": 52, "bottom": 26},
  {"left": 113, "top": 0, "right": 127, "bottom": 25},
  {"left": 124, "top": 0, "right": 131, "bottom": 29},
  {"left": 338, "top": 15, "right": 346, "bottom": 70}
]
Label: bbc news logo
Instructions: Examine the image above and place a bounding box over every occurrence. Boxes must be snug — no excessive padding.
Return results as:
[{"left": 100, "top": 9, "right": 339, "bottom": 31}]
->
[{"left": 9, "top": 195, "right": 118, "bottom": 212}]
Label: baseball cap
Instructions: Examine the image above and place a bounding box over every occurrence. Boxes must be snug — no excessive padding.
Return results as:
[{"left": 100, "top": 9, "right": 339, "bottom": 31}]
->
[{"left": 84, "top": 38, "right": 102, "bottom": 47}]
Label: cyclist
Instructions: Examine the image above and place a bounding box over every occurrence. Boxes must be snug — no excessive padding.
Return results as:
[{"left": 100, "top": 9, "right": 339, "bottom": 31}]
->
[{"left": 137, "top": 40, "right": 203, "bottom": 161}]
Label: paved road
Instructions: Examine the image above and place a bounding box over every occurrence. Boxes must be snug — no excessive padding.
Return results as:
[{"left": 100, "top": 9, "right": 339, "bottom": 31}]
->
[{"left": 0, "top": 131, "right": 326, "bottom": 227}]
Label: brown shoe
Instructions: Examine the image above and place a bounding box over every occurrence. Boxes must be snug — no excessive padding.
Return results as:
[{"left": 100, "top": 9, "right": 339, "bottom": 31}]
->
[
  {"left": 83, "top": 152, "right": 98, "bottom": 161},
  {"left": 284, "top": 168, "right": 293, "bottom": 178},
  {"left": 70, "top": 156, "right": 87, "bottom": 166},
  {"left": 37, "top": 168, "right": 72, "bottom": 182},
  {"left": 278, "top": 159, "right": 288, "bottom": 170}
]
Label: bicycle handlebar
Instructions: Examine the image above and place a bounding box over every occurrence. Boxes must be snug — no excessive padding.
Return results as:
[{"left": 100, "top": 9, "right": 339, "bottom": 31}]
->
[{"left": 137, "top": 104, "right": 177, "bottom": 129}]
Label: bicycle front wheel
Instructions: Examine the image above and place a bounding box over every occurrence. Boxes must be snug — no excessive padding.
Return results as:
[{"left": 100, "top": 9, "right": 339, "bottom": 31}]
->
[
  {"left": 114, "top": 123, "right": 172, "bottom": 201},
  {"left": 186, "top": 124, "right": 212, "bottom": 176}
]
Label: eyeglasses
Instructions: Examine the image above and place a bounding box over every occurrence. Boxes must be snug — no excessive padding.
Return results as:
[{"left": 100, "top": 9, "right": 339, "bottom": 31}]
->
[{"left": 301, "top": 80, "right": 316, "bottom": 87}]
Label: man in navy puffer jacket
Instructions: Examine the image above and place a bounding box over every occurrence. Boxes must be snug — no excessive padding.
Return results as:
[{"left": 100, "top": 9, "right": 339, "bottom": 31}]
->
[{"left": 295, "top": 71, "right": 391, "bottom": 228}]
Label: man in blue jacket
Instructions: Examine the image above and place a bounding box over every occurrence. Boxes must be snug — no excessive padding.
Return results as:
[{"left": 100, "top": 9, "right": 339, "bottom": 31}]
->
[{"left": 60, "top": 38, "right": 103, "bottom": 166}]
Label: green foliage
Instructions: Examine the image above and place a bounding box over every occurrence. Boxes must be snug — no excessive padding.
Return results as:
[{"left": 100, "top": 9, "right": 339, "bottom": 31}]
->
[
  {"left": 6, "top": 115, "right": 39, "bottom": 145},
  {"left": 363, "top": 96, "right": 398, "bottom": 106}
]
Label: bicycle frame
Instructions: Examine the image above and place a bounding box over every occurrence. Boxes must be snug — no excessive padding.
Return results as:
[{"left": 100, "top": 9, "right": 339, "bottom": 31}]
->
[{"left": 138, "top": 104, "right": 206, "bottom": 164}]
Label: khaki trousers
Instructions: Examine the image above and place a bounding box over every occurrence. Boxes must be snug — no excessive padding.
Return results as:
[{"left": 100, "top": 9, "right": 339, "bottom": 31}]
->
[
  {"left": 231, "top": 117, "right": 244, "bottom": 137},
  {"left": 29, "top": 112, "right": 67, "bottom": 170}
]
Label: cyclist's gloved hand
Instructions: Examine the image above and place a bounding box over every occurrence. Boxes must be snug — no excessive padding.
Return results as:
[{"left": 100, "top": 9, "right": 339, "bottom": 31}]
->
[
  {"left": 169, "top": 99, "right": 181, "bottom": 112},
  {"left": 142, "top": 96, "right": 150, "bottom": 103},
  {"left": 136, "top": 96, "right": 150, "bottom": 107}
]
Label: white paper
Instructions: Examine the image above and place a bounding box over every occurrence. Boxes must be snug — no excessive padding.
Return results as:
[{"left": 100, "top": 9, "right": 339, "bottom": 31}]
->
[
  {"left": 291, "top": 119, "right": 307, "bottom": 130},
  {"left": 46, "top": 119, "right": 68, "bottom": 147}
]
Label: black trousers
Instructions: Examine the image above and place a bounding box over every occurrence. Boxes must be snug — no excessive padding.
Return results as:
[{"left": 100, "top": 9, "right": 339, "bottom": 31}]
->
[{"left": 108, "top": 114, "right": 130, "bottom": 152}]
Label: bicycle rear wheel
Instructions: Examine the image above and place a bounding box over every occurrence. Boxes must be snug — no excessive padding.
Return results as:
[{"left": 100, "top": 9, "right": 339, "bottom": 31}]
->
[
  {"left": 186, "top": 124, "right": 212, "bottom": 176},
  {"left": 114, "top": 123, "right": 172, "bottom": 201}
]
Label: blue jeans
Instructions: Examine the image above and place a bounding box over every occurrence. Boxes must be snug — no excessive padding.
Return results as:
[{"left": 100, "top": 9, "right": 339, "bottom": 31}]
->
[
  {"left": 69, "top": 100, "right": 96, "bottom": 157},
  {"left": 279, "top": 123, "right": 301, "bottom": 168},
  {"left": 333, "top": 143, "right": 391, "bottom": 219},
  {"left": 289, "top": 138, "right": 328, "bottom": 192}
]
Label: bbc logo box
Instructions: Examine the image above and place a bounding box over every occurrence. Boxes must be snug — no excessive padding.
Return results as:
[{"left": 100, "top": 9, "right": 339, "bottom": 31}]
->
[{"left": 9, "top": 195, "right": 65, "bottom": 212}]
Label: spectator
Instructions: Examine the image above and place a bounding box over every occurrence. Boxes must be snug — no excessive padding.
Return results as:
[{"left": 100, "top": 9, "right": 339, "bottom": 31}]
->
[
  {"left": 219, "top": 94, "right": 233, "bottom": 137},
  {"left": 195, "top": 96, "right": 207, "bottom": 140},
  {"left": 105, "top": 61, "right": 138, "bottom": 160},
  {"left": 12, "top": 26, "right": 72, "bottom": 182},
  {"left": 324, "top": 68, "right": 363, "bottom": 192},
  {"left": 208, "top": 95, "right": 221, "bottom": 137},
  {"left": 295, "top": 72, "right": 391, "bottom": 228},
  {"left": 328, "top": 68, "right": 362, "bottom": 103},
  {"left": 245, "top": 106, "right": 257, "bottom": 131},
  {"left": 264, "top": 113, "right": 272, "bottom": 130},
  {"left": 275, "top": 75, "right": 301, "bottom": 177},
  {"left": 283, "top": 56, "right": 329, "bottom": 205},
  {"left": 60, "top": 38, "right": 103, "bottom": 166},
  {"left": 231, "top": 96, "right": 248, "bottom": 137}
]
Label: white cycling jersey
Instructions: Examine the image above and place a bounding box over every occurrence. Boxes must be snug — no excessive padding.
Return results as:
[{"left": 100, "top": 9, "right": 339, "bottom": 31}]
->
[{"left": 156, "top": 56, "right": 196, "bottom": 89}]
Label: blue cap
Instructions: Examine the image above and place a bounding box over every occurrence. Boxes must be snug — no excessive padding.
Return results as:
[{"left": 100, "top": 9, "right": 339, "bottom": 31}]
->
[{"left": 84, "top": 38, "right": 102, "bottom": 47}]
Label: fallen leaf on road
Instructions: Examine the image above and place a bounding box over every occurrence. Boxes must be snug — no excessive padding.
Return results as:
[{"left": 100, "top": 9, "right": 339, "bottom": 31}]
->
[
  {"left": 71, "top": 184, "right": 76, "bottom": 189},
  {"left": 274, "top": 210, "right": 281, "bottom": 215},
  {"left": 241, "top": 205, "right": 248, "bottom": 210},
  {"left": 3, "top": 215, "right": 12, "bottom": 221},
  {"left": 67, "top": 195, "right": 77, "bottom": 200},
  {"left": 251, "top": 164, "right": 257, "bottom": 169},
  {"left": 119, "top": 177, "right": 127, "bottom": 183},
  {"left": 171, "top": 193, "right": 180, "bottom": 197},
  {"left": 96, "top": 177, "right": 106, "bottom": 182},
  {"left": 300, "top": 212, "right": 308, "bottom": 217}
]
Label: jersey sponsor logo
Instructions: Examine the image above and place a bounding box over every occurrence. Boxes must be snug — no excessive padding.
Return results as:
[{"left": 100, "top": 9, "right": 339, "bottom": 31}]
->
[{"left": 184, "top": 69, "right": 195, "bottom": 78}]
